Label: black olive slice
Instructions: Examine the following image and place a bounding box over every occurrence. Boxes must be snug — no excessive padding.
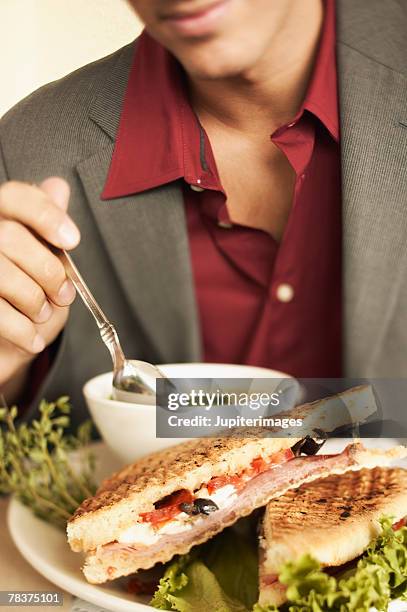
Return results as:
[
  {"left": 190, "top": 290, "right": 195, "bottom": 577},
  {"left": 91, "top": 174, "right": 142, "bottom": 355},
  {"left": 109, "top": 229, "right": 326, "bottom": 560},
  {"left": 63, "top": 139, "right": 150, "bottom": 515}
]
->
[
  {"left": 193, "top": 498, "right": 219, "bottom": 515},
  {"left": 179, "top": 502, "right": 200, "bottom": 516},
  {"left": 292, "top": 435, "right": 327, "bottom": 457}
]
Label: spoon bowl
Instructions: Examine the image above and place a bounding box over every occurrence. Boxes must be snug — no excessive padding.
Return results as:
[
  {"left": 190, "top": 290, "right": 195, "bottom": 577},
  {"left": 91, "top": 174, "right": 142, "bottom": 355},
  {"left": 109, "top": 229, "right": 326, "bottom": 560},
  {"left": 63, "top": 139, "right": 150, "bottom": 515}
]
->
[{"left": 112, "top": 359, "right": 168, "bottom": 402}]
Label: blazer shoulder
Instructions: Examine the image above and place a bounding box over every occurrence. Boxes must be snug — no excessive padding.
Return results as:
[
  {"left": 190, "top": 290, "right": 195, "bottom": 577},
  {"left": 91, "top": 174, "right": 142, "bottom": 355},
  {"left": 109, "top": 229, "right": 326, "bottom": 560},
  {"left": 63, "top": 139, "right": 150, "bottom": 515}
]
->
[
  {"left": 0, "top": 41, "right": 135, "bottom": 172},
  {"left": 337, "top": 0, "right": 407, "bottom": 76}
]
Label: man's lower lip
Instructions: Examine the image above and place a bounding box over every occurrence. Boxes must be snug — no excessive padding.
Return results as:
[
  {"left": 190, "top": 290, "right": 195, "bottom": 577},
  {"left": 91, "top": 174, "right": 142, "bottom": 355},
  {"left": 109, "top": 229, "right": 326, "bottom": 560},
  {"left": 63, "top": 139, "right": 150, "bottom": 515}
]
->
[{"left": 163, "top": 0, "right": 231, "bottom": 37}]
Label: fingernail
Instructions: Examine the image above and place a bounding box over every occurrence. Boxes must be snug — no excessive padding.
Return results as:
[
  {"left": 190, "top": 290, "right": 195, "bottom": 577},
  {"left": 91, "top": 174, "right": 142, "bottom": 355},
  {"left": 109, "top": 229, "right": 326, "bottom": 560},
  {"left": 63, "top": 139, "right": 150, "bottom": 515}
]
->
[
  {"left": 32, "top": 334, "right": 46, "bottom": 353},
  {"left": 36, "top": 301, "right": 52, "bottom": 323},
  {"left": 58, "top": 219, "right": 80, "bottom": 248},
  {"left": 57, "top": 279, "right": 76, "bottom": 304}
]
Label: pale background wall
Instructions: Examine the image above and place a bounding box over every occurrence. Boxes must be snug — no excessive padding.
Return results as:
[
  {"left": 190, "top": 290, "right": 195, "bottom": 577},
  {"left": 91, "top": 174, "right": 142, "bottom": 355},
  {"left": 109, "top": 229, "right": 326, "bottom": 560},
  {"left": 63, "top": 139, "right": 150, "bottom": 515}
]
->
[{"left": 0, "top": 0, "right": 143, "bottom": 118}]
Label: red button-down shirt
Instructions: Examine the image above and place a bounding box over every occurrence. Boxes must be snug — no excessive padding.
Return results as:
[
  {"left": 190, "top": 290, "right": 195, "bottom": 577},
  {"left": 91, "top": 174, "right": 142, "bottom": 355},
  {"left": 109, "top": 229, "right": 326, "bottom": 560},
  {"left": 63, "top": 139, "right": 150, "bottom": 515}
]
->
[{"left": 103, "top": 0, "right": 342, "bottom": 378}]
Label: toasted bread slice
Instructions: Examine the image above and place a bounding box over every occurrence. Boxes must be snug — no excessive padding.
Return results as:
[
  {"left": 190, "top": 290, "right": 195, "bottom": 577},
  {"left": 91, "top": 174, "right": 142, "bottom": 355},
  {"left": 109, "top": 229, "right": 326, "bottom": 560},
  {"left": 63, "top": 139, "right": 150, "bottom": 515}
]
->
[
  {"left": 68, "top": 384, "right": 378, "bottom": 554},
  {"left": 79, "top": 444, "right": 406, "bottom": 583},
  {"left": 259, "top": 467, "right": 407, "bottom": 607}
]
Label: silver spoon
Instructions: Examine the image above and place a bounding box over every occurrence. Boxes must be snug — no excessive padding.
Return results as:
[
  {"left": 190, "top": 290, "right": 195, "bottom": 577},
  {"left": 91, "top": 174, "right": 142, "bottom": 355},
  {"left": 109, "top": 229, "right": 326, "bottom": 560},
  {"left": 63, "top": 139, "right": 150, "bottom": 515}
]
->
[{"left": 57, "top": 249, "right": 167, "bottom": 403}]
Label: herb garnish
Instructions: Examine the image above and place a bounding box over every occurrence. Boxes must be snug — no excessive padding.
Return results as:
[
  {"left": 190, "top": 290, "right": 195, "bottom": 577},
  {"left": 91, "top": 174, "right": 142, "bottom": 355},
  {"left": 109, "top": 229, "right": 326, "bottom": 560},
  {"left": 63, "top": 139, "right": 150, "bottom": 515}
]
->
[{"left": 0, "top": 397, "right": 97, "bottom": 529}]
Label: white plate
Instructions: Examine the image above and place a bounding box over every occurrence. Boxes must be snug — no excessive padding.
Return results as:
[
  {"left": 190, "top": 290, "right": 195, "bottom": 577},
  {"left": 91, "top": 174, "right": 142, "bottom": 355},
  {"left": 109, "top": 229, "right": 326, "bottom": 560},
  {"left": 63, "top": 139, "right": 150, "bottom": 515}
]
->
[
  {"left": 8, "top": 443, "right": 151, "bottom": 612},
  {"left": 8, "top": 440, "right": 407, "bottom": 612}
]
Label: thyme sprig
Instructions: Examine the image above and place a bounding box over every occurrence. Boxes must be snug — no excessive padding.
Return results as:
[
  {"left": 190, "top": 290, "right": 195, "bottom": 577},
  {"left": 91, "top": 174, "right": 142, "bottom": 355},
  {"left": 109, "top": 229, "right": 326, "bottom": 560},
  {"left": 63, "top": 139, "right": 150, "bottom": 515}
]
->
[{"left": 0, "top": 397, "right": 97, "bottom": 529}]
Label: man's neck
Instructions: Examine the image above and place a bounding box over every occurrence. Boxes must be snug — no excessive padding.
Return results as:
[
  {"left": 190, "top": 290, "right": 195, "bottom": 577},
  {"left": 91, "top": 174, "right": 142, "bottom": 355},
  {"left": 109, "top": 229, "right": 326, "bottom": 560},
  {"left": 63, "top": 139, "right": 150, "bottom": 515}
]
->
[{"left": 189, "top": 0, "right": 324, "bottom": 136}]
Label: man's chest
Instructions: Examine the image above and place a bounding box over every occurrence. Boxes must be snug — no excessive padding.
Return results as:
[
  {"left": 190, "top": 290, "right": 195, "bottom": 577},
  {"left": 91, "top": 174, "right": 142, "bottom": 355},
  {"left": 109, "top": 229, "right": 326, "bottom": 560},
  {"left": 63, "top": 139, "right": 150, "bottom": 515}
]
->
[
  {"left": 183, "top": 117, "right": 342, "bottom": 377},
  {"left": 205, "top": 130, "right": 297, "bottom": 241}
]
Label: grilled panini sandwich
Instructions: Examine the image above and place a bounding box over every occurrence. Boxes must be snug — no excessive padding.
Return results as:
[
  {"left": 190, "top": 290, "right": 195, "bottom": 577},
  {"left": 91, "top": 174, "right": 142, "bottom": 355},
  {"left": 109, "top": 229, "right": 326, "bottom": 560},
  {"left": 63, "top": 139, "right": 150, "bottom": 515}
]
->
[
  {"left": 68, "top": 432, "right": 406, "bottom": 584},
  {"left": 258, "top": 466, "right": 407, "bottom": 607}
]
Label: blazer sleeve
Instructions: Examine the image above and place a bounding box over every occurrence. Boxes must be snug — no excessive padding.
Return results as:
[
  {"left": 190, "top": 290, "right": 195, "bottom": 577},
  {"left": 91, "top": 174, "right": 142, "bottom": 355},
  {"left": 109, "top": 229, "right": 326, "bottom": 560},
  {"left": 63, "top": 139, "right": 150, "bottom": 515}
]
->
[
  {"left": 0, "top": 133, "right": 9, "bottom": 184},
  {"left": 0, "top": 132, "right": 70, "bottom": 425}
]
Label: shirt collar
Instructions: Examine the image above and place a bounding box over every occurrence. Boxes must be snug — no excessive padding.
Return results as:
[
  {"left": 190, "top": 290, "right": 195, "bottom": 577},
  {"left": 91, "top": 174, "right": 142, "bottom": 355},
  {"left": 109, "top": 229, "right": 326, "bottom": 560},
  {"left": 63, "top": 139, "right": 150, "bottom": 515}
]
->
[
  {"left": 303, "top": 0, "right": 339, "bottom": 142},
  {"left": 102, "top": 0, "right": 338, "bottom": 200}
]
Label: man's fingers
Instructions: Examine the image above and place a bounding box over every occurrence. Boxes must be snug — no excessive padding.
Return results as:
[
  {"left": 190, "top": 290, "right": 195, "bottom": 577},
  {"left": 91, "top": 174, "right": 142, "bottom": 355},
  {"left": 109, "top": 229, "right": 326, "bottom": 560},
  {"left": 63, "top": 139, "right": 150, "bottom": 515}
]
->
[
  {"left": 0, "top": 220, "right": 76, "bottom": 306},
  {"left": 0, "top": 178, "right": 76, "bottom": 386},
  {"left": 0, "top": 254, "right": 52, "bottom": 323},
  {"left": 0, "top": 297, "right": 45, "bottom": 355},
  {"left": 0, "top": 180, "right": 80, "bottom": 249},
  {"left": 40, "top": 177, "right": 70, "bottom": 211}
]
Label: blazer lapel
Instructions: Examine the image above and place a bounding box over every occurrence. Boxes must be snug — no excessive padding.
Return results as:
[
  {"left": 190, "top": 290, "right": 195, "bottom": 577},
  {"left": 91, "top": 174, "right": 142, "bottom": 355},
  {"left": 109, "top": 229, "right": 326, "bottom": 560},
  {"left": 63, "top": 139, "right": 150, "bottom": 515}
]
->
[
  {"left": 76, "top": 44, "right": 201, "bottom": 363},
  {"left": 337, "top": 1, "right": 407, "bottom": 376}
]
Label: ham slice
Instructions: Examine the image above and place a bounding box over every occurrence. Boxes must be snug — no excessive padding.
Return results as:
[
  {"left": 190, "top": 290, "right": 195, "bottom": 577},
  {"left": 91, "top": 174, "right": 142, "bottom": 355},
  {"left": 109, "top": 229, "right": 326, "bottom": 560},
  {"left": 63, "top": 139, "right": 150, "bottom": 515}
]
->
[{"left": 83, "top": 443, "right": 405, "bottom": 583}]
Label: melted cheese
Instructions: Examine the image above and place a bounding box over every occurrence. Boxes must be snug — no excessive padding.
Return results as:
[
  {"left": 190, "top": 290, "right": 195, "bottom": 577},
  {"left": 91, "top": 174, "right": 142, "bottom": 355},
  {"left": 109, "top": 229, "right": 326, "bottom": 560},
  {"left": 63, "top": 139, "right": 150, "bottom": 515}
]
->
[
  {"left": 118, "top": 521, "right": 160, "bottom": 545},
  {"left": 195, "top": 484, "right": 238, "bottom": 508}
]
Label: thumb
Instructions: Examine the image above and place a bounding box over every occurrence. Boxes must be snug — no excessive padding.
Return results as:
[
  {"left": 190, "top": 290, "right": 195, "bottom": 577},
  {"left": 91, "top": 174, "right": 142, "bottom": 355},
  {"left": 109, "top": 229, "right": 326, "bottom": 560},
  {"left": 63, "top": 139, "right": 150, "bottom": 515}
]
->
[{"left": 40, "top": 177, "right": 70, "bottom": 211}]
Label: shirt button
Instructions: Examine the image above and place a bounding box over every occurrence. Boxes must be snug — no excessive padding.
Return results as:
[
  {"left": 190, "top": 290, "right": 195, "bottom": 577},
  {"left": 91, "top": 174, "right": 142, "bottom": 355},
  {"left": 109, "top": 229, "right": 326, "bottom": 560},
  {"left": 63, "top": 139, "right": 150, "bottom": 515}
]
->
[
  {"left": 287, "top": 121, "right": 296, "bottom": 128},
  {"left": 190, "top": 179, "right": 205, "bottom": 192},
  {"left": 218, "top": 221, "right": 233, "bottom": 229},
  {"left": 276, "top": 283, "right": 294, "bottom": 303}
]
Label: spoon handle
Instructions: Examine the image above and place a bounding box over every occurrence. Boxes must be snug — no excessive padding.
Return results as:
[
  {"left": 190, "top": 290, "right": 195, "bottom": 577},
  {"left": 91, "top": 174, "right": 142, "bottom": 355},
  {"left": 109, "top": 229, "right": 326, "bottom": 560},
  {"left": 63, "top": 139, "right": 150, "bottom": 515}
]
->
[{"left": 58, "top": 250, "right": 125, "bottom": 371}]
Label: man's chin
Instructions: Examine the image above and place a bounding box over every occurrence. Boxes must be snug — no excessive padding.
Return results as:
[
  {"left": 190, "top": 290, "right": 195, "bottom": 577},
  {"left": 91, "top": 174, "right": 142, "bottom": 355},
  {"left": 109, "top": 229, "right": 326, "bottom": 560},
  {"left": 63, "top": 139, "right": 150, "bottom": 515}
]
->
[{"left": 179, "top": 49, "right": 253, "bottom": 81}]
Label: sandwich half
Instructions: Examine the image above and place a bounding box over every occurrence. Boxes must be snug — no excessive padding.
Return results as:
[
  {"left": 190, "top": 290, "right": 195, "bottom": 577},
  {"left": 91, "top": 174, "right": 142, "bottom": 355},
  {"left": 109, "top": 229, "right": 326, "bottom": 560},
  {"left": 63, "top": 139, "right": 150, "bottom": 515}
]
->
[
  {"left": 67, "top": 433, "right": 406, "bottom": 584},
  {"left": 258, "top": 466, "right": 407, "bottom": 607}
]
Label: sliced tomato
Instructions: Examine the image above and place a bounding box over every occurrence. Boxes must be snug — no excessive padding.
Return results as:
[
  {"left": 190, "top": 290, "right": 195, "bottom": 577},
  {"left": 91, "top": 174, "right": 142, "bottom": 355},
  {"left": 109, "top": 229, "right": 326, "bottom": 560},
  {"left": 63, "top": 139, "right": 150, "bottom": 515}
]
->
[
  {"left": 250, "top": 456, "right": 268, "bottom": 474},
  {"left": 207, "top": 474, "right": 243, "bottom": 494},
  {"left": 250, "top": 448, "right": 295, "bottom": 476},
  {"left": 392, "top": 517, "right": 406, "bottom": 531},
  {"left": 140, "top": 489, "right": 194, "bottom": 526},
  {"left": 208, "top": 448, "right": 295, "bottom": 494},
  {"left": 268, "top": 447, "right": 295, "bottom": 465}
]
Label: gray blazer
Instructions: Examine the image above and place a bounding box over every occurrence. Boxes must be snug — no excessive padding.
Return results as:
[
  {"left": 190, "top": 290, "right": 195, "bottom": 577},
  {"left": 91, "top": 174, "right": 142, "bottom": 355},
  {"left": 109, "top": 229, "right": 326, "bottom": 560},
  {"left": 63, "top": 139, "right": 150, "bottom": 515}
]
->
[{"left": 0, "top": 0, "right": 406, "bottom": 428}]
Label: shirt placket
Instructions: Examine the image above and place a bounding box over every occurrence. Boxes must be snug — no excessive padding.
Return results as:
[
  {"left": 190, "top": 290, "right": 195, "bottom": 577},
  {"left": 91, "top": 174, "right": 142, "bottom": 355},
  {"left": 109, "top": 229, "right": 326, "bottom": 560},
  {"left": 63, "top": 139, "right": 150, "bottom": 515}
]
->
[{"left": 244, "top": 114, "right": 317, "bottom": 365}]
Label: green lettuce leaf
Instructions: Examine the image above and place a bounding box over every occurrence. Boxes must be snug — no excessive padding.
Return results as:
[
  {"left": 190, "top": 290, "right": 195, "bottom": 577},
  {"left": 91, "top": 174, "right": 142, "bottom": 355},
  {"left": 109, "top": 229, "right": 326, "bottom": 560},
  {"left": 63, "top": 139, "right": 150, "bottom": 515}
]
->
[
  {"left": 252, "top": 604, "right": 279, "bottom": 612},
  {"left": 151, "top": 522, "right": 258, "bottom": 611},
  {"left": 274, "top": 517, "right": 407, "bottom": 611},
  {"left": 362, "top": 516, "right": 407, "bottom": 599},
  {"left": 153, "top": 560, "right": 248, "bottom": 612},
  {"left": 201, "top": 525, "right": 259, "bottom": 608},
  {"left": 150, "top": 516, "right": 407, "bottom": 612},
  {"left": 151, "top": 554, "right": 191, "bottom": 610}
]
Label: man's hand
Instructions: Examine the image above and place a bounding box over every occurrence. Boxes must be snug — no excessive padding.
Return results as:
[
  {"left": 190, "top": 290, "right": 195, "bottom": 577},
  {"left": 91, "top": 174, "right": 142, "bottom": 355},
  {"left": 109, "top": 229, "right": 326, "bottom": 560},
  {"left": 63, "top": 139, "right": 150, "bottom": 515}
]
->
[{"left": 0, "top": 177, "right": 80, "bottom": 393}]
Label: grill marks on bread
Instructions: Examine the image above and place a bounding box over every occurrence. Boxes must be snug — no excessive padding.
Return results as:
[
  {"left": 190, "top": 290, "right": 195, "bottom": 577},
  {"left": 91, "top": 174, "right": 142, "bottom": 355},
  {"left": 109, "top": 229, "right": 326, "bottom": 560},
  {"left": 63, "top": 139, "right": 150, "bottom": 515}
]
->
[
  {"left": 259, "top": 466, "right": 407, "bottom": 599},
  {"left": 264, "top": 467, "right": 407, "bottom": 533}
]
